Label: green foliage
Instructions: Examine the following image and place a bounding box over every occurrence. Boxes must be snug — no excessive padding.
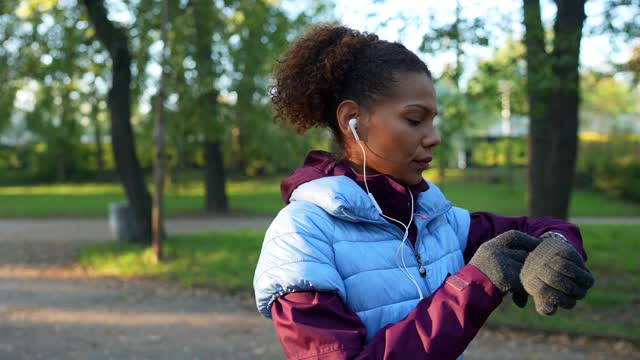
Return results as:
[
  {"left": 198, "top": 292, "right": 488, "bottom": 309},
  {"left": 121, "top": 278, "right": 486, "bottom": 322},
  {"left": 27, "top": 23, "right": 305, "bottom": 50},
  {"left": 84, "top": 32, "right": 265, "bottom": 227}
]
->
[
  {"left": 0, "top": 0, "right": 333, "bottom": 186},
  {"left": 2, "top": 0, "right": 639, "bottom": 197},
  {"left": 581, "top": 71, "right": 637, "bottom": 117},
  {"left": 466, "top": 36, "right": 529, "bottom": 124},
  {"left": 418, "top": 2, "right": 492, "bottom": 171},
  {"left": 432, "top": 80, "right": 468, "bottom": 168},
  {"left": 128, "top": 0, "right": 333, "bottom": 177},
  {"left": 419, "top": 3, "right": 489, "bottom": 58},
  {"left": 223, "top": 0, "right": 332, "bottom": 175},
  {"left": 576, "top": 134, "right": 640, "bottom": 201},
  {"left": 584, "top": 161, "right": 640, "bottom": 203},
  {"left": 628, "top": 45, "right": 640, "bottom": 85},
  {"left": 0, "top": 141, "right": 96, "bottom": 183},
  {"left": 467, "top": 133, "right": 640, "bottom": 205},
  {"left": 1, "top": 0, "right": 112, "bottom": 182},
  {"left": 467, "top": 137, "right": 528, "bottom": 167}
]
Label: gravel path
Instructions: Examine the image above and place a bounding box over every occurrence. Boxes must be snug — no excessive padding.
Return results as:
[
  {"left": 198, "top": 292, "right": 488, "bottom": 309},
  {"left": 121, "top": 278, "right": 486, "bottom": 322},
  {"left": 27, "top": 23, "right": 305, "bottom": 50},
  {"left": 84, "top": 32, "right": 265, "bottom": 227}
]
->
[
  {"left": 0, "top": 270, "right": 283, "bottom": 360},
  {"left": 0, "top": 215, "right": 274, "bottom": 244},
  {"left": 1, "top": 215, "right": 636, "bottom": 244},
  {"left": 0, "top": 215, "right": 638, "bottom": 359},
  {"left": 1, "top": 268, "right": 636, "bottom": 360},
  {"left": 0, "top": 216, "right": 636, "bottom": 245}
]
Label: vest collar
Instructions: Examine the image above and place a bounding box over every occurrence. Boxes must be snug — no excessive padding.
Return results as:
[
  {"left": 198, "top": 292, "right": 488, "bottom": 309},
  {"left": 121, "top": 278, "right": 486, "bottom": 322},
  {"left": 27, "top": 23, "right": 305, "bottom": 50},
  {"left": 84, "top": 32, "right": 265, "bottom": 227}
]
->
[{"left": 290, "top": 176, "right": 451, "bottom": 223}]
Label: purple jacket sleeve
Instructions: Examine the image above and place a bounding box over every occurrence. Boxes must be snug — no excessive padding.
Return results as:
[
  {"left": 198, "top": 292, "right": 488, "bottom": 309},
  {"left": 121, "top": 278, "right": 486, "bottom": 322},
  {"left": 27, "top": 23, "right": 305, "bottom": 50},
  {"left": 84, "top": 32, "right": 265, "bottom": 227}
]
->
[
  {"left": 271, "top": 264, "right": 503, "bottom": 359},
  {"left": 464, "top": 212, "right": 587, "bottom": 263}
]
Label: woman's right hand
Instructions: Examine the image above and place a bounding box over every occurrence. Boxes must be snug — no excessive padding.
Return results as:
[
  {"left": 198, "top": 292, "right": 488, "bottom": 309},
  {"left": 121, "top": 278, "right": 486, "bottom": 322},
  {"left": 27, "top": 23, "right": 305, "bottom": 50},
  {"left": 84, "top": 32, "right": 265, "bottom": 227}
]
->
[
  {"left": 469, "top": 230, "right": 542, "bottom": 296},
  {"left": 520, "top": 232, "right": 594, "bottom": 315}
]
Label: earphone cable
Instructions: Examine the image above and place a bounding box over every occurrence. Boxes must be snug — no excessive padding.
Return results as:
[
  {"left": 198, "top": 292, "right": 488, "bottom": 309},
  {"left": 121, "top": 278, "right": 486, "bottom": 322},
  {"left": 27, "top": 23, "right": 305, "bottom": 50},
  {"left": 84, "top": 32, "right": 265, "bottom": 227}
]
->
[{"left": 357, "top": 138, "right": 424, "bottom": 299}]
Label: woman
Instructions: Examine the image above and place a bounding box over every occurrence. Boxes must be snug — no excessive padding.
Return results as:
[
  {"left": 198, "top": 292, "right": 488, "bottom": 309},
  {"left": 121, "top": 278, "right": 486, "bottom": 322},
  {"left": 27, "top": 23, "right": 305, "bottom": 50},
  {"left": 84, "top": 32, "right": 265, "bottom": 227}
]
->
[{"left": 253, "top": 24, "right": 594, "bottom": 359}]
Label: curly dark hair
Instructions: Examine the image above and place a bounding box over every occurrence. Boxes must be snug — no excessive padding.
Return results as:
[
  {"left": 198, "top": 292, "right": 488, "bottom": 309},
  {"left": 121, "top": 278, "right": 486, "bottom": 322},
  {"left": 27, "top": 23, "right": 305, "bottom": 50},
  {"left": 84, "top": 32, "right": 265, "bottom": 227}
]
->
[{"left": 269, "top": 23, "right": 431, "bottom": 147}]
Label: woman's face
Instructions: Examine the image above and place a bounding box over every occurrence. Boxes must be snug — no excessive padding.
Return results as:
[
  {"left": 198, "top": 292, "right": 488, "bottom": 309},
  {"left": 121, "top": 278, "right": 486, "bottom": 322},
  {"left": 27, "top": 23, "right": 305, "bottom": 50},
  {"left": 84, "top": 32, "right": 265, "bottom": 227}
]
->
[{"left": 345, "top": 72, "right": 441, "bottom": 185}]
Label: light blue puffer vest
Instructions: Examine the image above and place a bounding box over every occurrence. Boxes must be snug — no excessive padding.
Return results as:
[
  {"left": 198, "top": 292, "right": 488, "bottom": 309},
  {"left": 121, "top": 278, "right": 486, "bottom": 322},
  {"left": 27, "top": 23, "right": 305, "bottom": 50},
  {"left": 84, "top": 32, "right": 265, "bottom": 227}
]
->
[{"left": 253, "top": 175, "right": 471, "bottom": 346}]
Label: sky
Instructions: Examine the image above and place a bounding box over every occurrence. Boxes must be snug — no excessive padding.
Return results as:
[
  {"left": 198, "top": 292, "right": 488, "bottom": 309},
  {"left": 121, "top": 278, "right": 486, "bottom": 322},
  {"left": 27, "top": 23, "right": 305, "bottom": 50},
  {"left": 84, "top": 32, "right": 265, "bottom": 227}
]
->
[{"left": 328, "top": 0, "right": 637, "bottom": 79}]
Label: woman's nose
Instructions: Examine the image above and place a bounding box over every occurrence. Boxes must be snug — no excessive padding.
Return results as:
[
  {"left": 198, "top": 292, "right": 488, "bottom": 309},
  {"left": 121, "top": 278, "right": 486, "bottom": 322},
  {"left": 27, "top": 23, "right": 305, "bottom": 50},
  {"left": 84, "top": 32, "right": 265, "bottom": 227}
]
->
[{"left": 422, "top": 128, "right": 441, "bottom": 148}]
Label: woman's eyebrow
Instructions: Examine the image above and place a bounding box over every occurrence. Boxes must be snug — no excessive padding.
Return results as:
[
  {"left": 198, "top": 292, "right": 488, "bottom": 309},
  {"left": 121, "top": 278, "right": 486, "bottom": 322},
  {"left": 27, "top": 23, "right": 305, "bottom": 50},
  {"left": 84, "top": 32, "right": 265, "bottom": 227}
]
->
[{"left": 405, "top": 104, "right": 438, "bottom": 116}]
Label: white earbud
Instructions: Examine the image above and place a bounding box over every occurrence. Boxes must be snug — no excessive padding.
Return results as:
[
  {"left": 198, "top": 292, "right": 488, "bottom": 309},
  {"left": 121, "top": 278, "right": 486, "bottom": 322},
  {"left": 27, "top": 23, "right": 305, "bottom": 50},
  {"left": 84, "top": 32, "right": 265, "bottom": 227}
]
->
[{"left": 348, "top": 118, "right": 360, "bottom": 141}]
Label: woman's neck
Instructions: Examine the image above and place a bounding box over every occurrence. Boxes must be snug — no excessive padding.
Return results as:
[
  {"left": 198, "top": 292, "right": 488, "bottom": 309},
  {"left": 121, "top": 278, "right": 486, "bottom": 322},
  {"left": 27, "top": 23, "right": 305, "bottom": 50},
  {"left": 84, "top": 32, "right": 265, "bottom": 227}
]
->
[{"left": 340, "top": 158, "right": 381, "bottom": 177}]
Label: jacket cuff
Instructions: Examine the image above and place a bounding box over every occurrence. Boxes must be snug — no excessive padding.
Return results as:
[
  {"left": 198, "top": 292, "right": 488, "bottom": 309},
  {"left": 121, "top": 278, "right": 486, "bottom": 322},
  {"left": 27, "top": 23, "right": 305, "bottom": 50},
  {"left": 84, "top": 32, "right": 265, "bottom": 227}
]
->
[{"left": 448, "top": 264, "right": 504, "bottom": 303}]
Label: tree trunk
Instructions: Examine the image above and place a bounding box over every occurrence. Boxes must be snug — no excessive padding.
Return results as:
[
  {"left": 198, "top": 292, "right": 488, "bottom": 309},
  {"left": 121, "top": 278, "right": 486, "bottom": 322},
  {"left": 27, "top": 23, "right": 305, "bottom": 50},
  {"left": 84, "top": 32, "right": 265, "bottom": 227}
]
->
[
  {"left": 56, "top": 144, "right": 66, "bottom": 182},
  {"left": 56, "top": 96, "right": 70, "bottom": 182},
  {"left": 204, "top": 140, "right": 228, "bottom": 213},
  {"left": 83, "top": 0, "right": 152, "bottom": 244},
  {"left": 173, "top": 133, "right": 186, "bottom": 189},
  {"left": 152, "top": 0, "right": 169, "bottom": 261},
  {"left": 193, "top": 1, "right": 228, "bottom": 213},
  {"left": 544, "top": 0, "right": 585, "bottom": 219},
  {"left": 523, "top": 0, "right": 585, "bottom": 219},
  {"left": 92, "top": 103, "right": 105, "bottom": 180}
]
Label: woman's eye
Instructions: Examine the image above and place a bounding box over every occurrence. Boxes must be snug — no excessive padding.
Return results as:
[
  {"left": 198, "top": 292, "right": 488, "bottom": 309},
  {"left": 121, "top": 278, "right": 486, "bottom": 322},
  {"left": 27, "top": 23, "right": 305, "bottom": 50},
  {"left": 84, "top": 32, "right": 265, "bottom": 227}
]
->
[{"left": 406, "top": 118, "right": 421, "bottom": 126}]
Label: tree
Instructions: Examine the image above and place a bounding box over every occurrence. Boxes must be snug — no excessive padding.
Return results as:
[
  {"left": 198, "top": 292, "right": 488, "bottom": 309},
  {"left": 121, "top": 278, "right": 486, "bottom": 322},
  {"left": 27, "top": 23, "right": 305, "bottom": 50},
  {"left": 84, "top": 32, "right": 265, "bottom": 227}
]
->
[
  {"left": 132, "top": 0, "right": 325, "bottom": 212},
  {"left": 523, "top": 0, "right": 586, "bottom": 219},
  {"left": 420, "top": 0, "right": 489, "bottom": 183},
  {"left": 227, "top": 0, "right": 313, "bottom": 175},
  {"left": 580, "top": 71, "right": 638, "bottom": 133},
  {"left": 192, "top": 0, "right": 228, "bottom": 213},
  {"left": 151, "top": 0, "right": 170, "bottom": 260},
  {"left": 465, "top": 35, "right": 530, "bottom": 187},
  {"left": 467, "top": 36, "right": 528, "bottom": 123},
  {"left": 0, "top": 20, "right": 18, "bottom": 135},
  {"left": 5, "top": 2, "right": 98, "bottom": 181},
  {"left": 626, "top": 45, "right": 640, "bottom": 86},
  {"left": 83, "top": 0, "right": 153, "bottom": 244},
  {"left": 582, "top": 72, "right": 636, "bottom": 115}
]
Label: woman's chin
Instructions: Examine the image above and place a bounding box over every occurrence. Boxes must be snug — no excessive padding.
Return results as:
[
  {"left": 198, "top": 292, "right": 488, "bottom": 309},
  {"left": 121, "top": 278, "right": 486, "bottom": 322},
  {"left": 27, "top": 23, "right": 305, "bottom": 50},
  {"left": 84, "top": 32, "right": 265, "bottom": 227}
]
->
[{"left": 395, "top": 174, "right": 424, "bottom": 186}]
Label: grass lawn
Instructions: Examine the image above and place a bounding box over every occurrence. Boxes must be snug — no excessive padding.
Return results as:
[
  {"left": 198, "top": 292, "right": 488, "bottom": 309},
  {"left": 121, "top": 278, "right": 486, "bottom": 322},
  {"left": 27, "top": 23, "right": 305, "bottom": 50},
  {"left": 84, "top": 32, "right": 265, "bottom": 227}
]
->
[
  {"left": 78, "top": 230, "right": 265, "bottom": 292},
  {"left": 2, "top": 171, "right": 640, "bottom": 217},
  {"left": 0, "top": 178, "right": 283, "bottom": 217},
  {"left": 438, "top": 182, "right": 640, "bottom": 217},
  {"left": 78, "top": 224, "right": 640, "bottom": 339}
]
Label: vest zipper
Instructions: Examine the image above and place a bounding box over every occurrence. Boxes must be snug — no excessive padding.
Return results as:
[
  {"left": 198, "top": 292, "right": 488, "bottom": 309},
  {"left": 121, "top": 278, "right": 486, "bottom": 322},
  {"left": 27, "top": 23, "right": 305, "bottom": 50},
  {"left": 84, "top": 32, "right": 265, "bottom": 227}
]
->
[{"left": 415, "top": 252, "right": 427, "bottom": 277}]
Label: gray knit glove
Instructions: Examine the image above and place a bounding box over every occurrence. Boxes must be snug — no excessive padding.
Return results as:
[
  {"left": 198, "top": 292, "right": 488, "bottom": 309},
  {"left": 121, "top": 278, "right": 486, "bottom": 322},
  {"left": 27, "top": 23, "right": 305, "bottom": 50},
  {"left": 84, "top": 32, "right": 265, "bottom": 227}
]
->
[
  {"left": 520, "top": 232, "right": 595, "bottom": 316},
  {"left": 469, "top": 230, "right": 542, "bottom": 295}
]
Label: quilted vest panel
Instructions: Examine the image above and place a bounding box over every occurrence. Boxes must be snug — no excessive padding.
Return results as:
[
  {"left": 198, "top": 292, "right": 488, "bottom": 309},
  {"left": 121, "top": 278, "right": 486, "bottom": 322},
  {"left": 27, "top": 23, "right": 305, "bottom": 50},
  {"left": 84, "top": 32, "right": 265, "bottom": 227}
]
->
[{"left": 254, "top": 176, "right": 471, "bottom": 347}]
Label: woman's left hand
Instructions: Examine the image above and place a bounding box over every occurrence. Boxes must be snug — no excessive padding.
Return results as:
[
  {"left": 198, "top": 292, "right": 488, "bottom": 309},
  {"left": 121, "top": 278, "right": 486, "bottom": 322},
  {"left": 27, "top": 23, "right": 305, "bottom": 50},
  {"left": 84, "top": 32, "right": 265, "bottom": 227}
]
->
[{"left": 520, "top": 232, "right": 595, "bottom": 315}]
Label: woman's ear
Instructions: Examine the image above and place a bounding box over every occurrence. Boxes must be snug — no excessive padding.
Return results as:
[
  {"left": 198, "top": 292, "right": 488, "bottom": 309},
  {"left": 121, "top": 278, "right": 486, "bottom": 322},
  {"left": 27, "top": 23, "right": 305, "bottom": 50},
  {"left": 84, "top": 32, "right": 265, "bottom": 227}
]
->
[{"left": 336, "top": 100, "right": 363, "bottom": 142}]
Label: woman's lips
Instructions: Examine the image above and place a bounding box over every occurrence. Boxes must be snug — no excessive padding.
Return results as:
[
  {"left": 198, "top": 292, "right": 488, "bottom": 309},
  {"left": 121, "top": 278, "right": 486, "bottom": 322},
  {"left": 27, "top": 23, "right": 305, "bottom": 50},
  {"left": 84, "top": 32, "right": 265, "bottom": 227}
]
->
[{"left": 413, "top": 158, "right": 432, "bottom": 169}]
